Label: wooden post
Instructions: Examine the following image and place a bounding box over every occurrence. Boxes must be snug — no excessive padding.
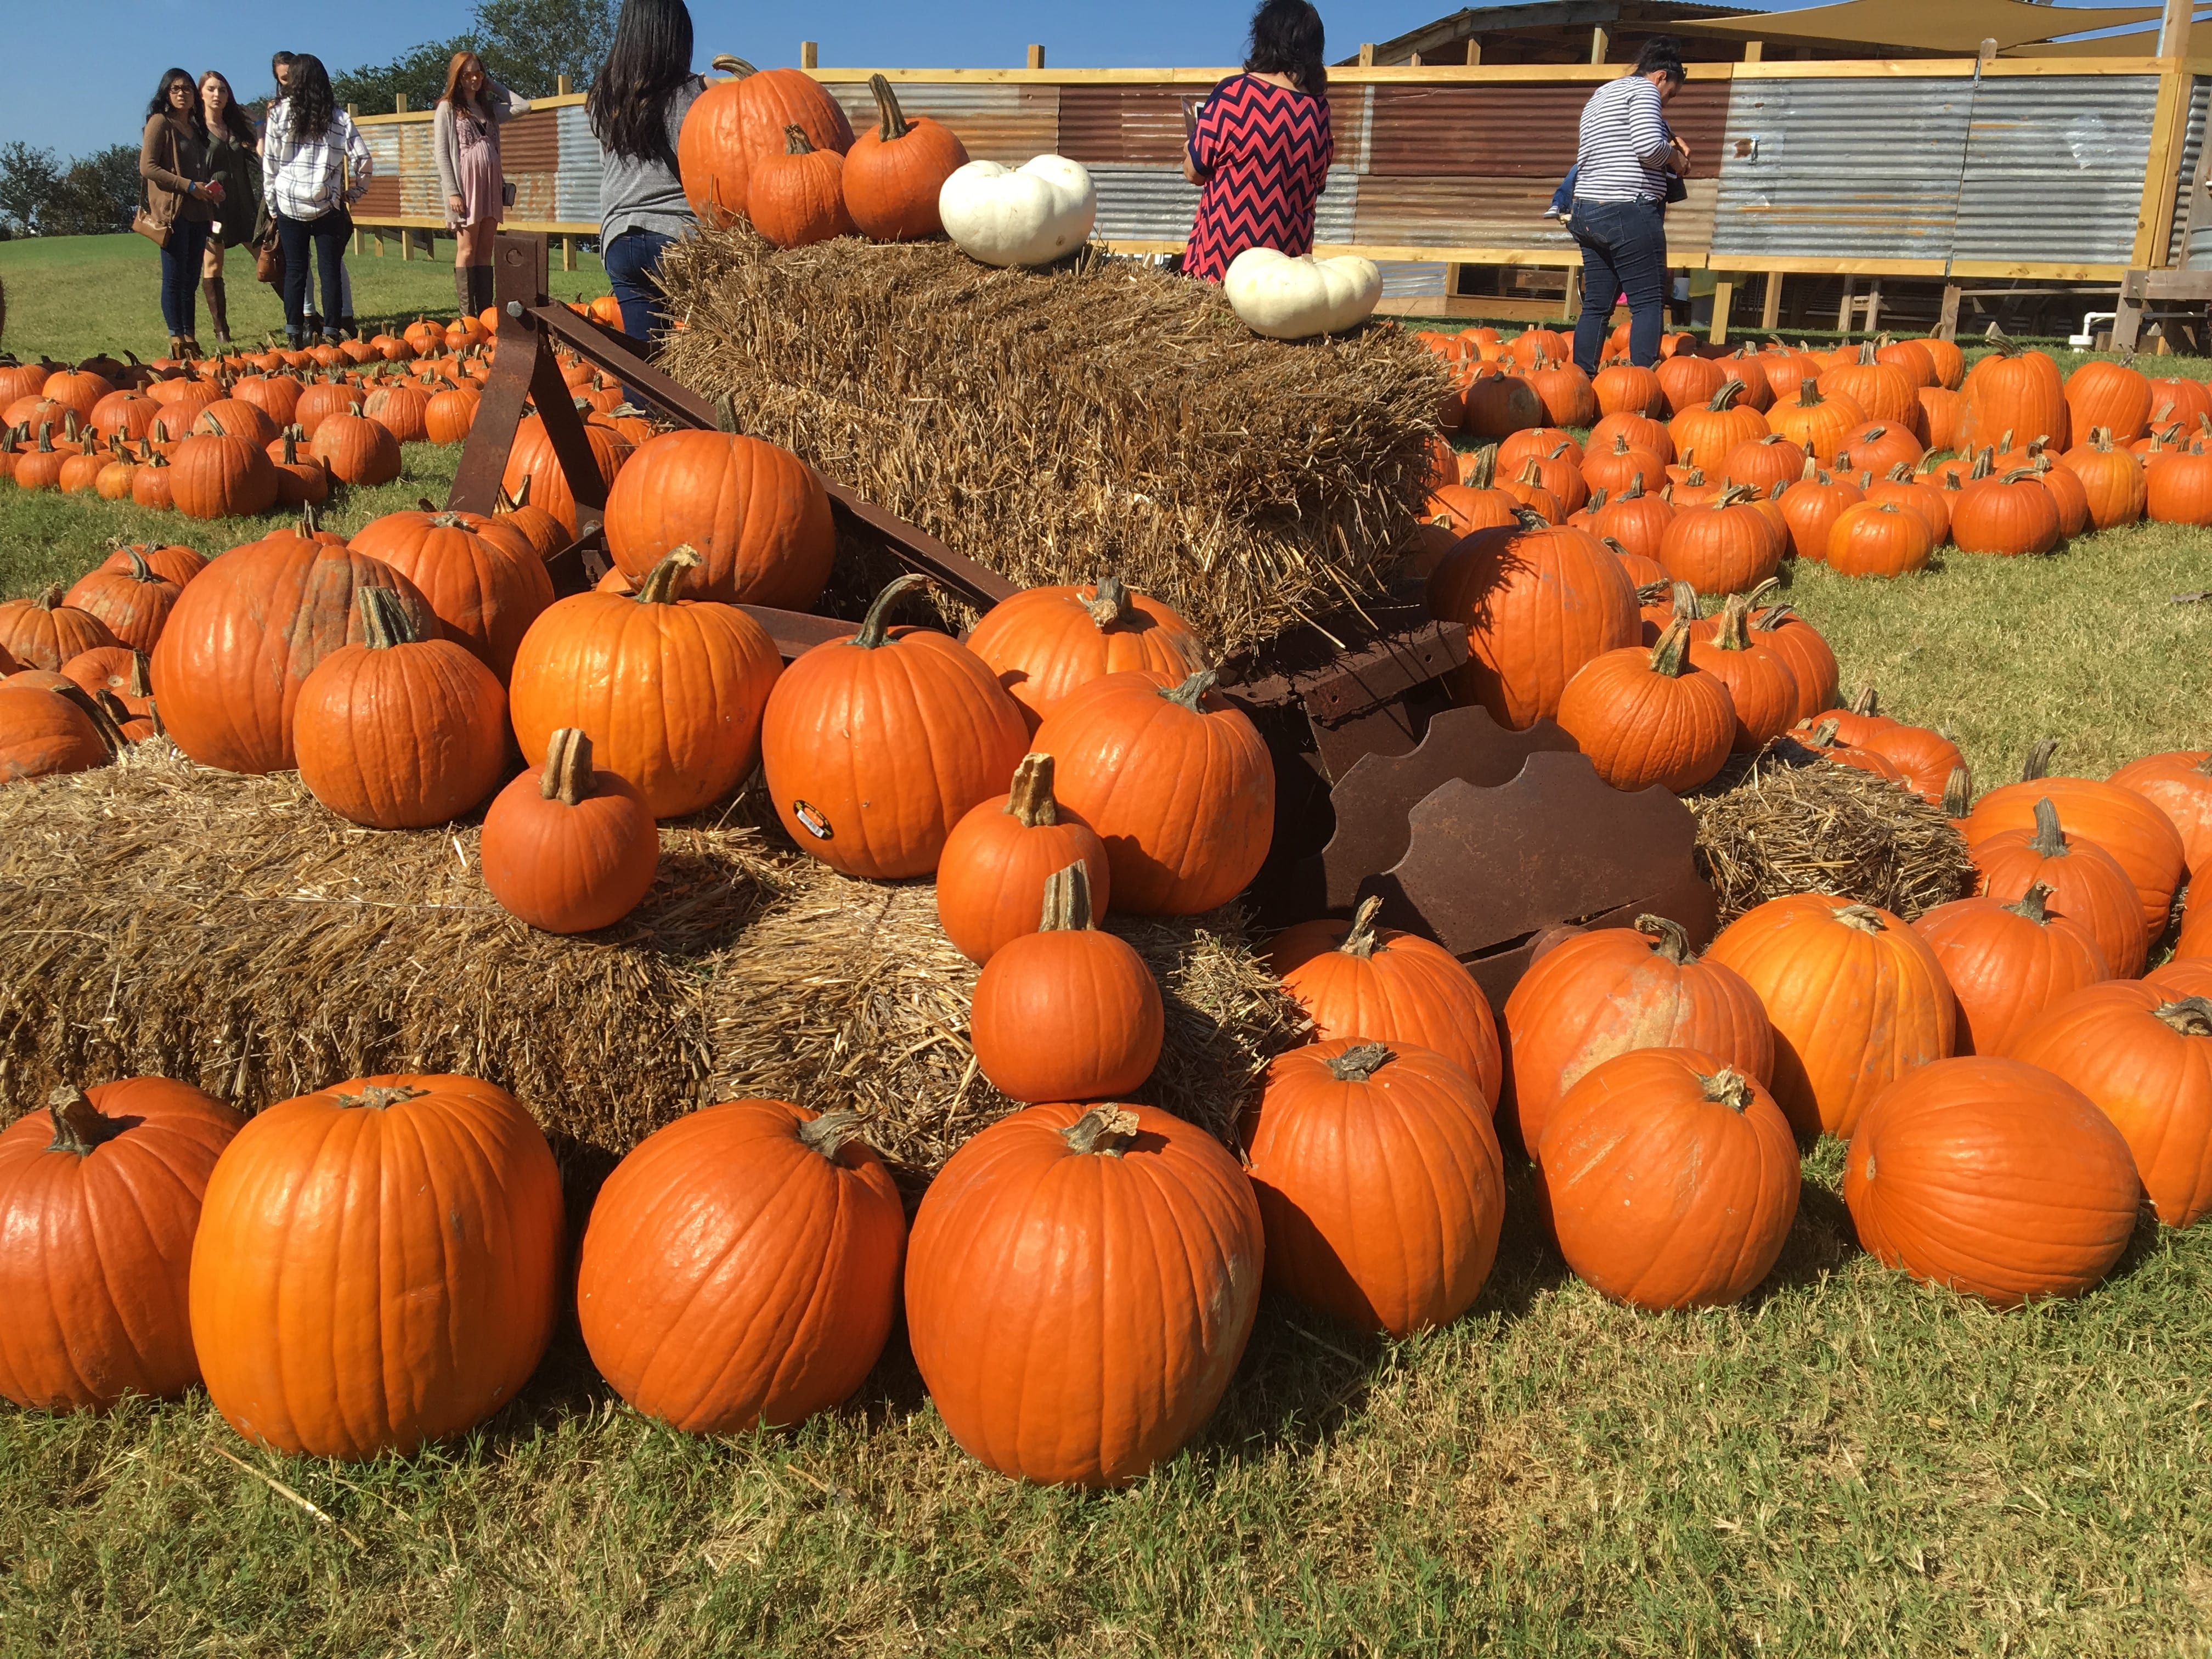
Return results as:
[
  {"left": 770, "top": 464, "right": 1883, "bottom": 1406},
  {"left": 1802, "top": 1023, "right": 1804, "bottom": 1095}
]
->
[
  {"left": 1708, "top": 278, "right": 1735, "bottom": 345},
  {"left": 1358, "top": 43, "right": 1375, "bottom": 66},
  {"left": 1026, "top": 43, "right": 1045, "bottom": 69},
  {"left": 2159, "top": 0, "right": 2193, "bottom": 55},
  {"left": 1938, "top": 283, "right": 1963, "bottom": 340},
  {"left": 1743, "top": 41, "right": 1764, "bottom": 63},
  {"left": 1409, "top": 52, "right": 1425, "bottom": 67},
  {"left": 1564, "top": 265, "right": 1583, "bottom": 323},
  {"left": 1978, "top": 37, "right": 1999, "bottom": 65},
  {"left": 1590, "top": 27, "right": 1610, "bottom": 64},
  {"left": 800, "top": 41, "right": 818, "bottom": 69},
  {"left": 1465, "top": 40, "right": 1482, "bottom": 65},
  {"left": 1835, "top": 276, "right": 1853, "bottom": 332},
  {"left": 1759, "top": 270, "right": 1781, "bottom": 331},
  {"left": 1864, "top": 278, "right": 1883, "bottom": 335}
]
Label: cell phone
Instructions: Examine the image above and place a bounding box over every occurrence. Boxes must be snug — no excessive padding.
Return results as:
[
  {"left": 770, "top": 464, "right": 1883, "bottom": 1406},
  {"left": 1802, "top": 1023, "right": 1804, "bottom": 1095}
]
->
[{"left": 1182, "top": 97, "right": 1199, "bottom": 140}]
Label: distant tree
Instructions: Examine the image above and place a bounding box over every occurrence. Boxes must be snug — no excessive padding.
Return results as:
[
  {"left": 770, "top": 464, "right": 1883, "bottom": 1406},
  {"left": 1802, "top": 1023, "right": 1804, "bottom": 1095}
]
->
[
  {"left": 0, "top": 142, "right": 61, "bottom": 236},
  {"left": 42, "top": 146, "right": 142, "bottom": 236},
  {"left": 330, "top": 37, "right": 478, "bottom": 116},
  {"left": 473, "top": 0, "right": 620, "bottom": 94}
]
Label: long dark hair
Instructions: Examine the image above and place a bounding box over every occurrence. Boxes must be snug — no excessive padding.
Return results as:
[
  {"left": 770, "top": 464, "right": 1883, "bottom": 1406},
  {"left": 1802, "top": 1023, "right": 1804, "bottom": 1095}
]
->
[
  {"left": 1246, "top": 0, "right": 1327, "bottom": 97},
  {"left": 199, "top": 70, "right": 258, "bottom": 148},
  {"left": 1633, "top": 36, "right": 1689, "bottom": 84},
  {"left": 284, "top": 53, "right": 335, "bottom": 141},
  {"left": 590, "top": 0, "right": 696, "bottom": 167},
  {"left": 146, "top": 68, "right": 208, "bottom": 136}
]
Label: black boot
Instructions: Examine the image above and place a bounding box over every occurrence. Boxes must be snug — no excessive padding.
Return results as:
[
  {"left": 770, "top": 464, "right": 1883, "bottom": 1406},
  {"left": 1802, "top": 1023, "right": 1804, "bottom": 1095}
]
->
[
  {"left": 475, "top": 263, "right": 499, "bottom": 320},
  {"left": 454, "top": 263, "right": 475, "bottom": 326},
  {"left": 201, "top": 276, "right": 232, "bottom": 349}
]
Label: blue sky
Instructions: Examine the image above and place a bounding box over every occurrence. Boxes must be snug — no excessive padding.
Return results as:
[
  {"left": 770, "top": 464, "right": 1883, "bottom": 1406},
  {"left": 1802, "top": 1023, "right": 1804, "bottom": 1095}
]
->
[{"left": 0, "top": 0, "right": 2170, "bottom": 159}]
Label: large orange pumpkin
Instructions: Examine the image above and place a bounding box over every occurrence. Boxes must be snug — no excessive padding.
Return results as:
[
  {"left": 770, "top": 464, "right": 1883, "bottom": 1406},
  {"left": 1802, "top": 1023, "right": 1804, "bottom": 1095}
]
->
[
  {"left": 1541, "top": 1047, "right": 1799, "bottom": 1309},
  {"left": 499, "top": 414, "right": 631, "bottom": 538},
  {"left": 904, "top": 1102, "right": 1262, "bottom": 1487},
  {"left": 509, "top": 548, "right": 783, "bottom": 820},
  {"left": 2107, "top": 749, "right": 2212, "bottom": 883},
  {"left": 2012, "top": 984, "right": 2212, "bottom": 1228},
  {"left": 575, "top": 1099, "right": 905, "bottom": 1433},
  {"left": 1706, "top": 894, "right": 1955, "bottom": 1138},
  {"left": 1968, "top": 796, "right": 2148, "bottom": 978},
  {"left": 970, "top": 860, "right": 1163, "bottom": 1103},
  {"left": 0, "top": 1079, "right": 245, "bottom": 1412},
  {"left": 1956, "top": 341, "right": 2070, "bottom": 456},
  {"left": 963, "top": 575, "right": 1207, "bottom": 733},
  {"left": 294, "top": 587, "right": 510, "bottom": 830},
  {"left": 1500, "top": 913, "right": 1773, "bottom": 1156},
  {"left": 167, "top": 421, "right": 281, "bottom": 519},
  {"left": 0, "top": 584, "right": 119, "bottom": 671},
  {"left": 1240, "top": 1039, "right": 1505, "bottom": 1335},
  {"left": 1910, "top": 883, "right": 2110, "bottom": 1057},
  {"left": 1031, "top": 665, "right": 1273, "bottom": 915},
  {"left": 1659, "top": 486, "right": 1781, "bottom": 595},
  {"left": 602, "top": 430, "right": 833, "bottom": 609},
  {"left": 844, "top": 74, "right": 971, "bottom": 240},
  {"left": 1965, "top": 756, "right": 2185, "bottom": 937},
  {"left": 1842, "top": 1057, "right": 2137, "bottom": 1306},
  {"left": 678, "top": 54, "right": 856, "bottom": 225},
  {"left": 0, "top": 682, "right": 120, "bottom": 780},
  {"left": 348, "top": 508, "right": 556, "bottom": 679},
  {"left": 935, "top": 752, "right": 1111, "bottom": 963},
  {"left": 149, "top": 541, "right": 436, "bottom": 775},
  {"left": 1767, "top": 381, "right": 1865, "bottom": 465},
  {"left": 1427, "top": 514, "right": 1639, "bottom": 730},
  {"left": 1267, "top": 894, "right": 1502, "bottom": 1110},
  {"left": 1554, "top": 616, "right": 1736, "bottom": 794}
]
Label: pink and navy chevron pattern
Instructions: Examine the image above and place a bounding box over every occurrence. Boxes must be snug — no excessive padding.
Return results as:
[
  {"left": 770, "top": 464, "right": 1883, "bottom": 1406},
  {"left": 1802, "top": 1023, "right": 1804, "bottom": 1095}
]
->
[{"left": 1183, "top": 75, "right": 1335, "bottom": 283}]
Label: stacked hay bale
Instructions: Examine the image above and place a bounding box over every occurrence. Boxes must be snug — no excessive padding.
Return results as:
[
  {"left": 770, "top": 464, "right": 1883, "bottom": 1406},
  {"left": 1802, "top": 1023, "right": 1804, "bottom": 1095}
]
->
[{"left": 655, "top": 228, "right": 1448, "bottom": 659}]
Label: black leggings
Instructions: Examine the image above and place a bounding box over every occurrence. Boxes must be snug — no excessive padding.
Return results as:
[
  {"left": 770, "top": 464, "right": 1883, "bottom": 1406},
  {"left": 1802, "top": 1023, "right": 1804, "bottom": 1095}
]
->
[{"left": 276, "top": 208, "right": 352, "bottom": 336}]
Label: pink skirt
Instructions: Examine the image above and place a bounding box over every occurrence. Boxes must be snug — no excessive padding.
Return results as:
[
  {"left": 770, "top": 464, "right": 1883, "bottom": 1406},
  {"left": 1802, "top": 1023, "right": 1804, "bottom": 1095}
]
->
[{"left": 456, "top": 129, "right": 503, "bottom": 226}]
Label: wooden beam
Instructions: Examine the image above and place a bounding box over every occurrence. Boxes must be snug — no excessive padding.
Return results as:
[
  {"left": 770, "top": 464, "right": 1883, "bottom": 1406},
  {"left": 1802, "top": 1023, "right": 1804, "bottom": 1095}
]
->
[
  {"left": 1466, "top": 40, "right": 1482, "bottom": 65},
  {"left": 1026, "top": 43, "right": 1045, "bottom": 69},
  {"left": 1938, "top": 282, "right": 1963, "bottom": 340},
  {"left": 1590, "top": 26, "right": 1610, "bottom": 64},
  {"left": 1742, "top": 41, "right": 1763, "bottom": 63},
  {"left": 1759, "top": 270, "right": 1781, "bottom": 330},
  {"left": 800, "top": 41, "right": 819, "bottom": 70},
  {"left": 1359, "top": 43, "right": 1376, "bottom": 66},
  {"left": 2160, "top": 0, "right": 2193, "bottom": 56},
  {"left": 2136, "top": 67, "right": 2193, "bottom": 267},
  {"left": 1708, "top": 278, "right": 1735, "bottom": 344}
]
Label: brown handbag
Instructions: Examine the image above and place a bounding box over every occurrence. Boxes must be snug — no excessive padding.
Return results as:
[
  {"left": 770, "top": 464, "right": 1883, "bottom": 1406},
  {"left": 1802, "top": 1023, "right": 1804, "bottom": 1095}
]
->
[
  {"left": 134, "top": 121, "right": 182, "bottom": 247},
  {"left": 255, "top": 236, "right": 284, "bottom": 285}
]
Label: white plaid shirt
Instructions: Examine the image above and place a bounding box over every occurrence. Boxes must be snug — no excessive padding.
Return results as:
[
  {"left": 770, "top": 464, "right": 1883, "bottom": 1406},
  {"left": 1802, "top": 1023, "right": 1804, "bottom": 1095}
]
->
[{"left": 262, "top": 100, "right": 373, "bottom": 221}]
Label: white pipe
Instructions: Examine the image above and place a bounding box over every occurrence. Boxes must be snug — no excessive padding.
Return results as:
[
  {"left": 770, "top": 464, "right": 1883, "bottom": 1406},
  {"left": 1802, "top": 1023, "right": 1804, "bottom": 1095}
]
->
[{"left": 2069, "top": 312, "right": 2118, "bottom": 348}]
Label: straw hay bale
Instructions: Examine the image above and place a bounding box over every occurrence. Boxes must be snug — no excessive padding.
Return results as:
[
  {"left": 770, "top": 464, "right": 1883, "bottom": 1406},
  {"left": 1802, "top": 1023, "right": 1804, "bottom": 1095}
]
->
[
  {"left": 655, "top": 228, "right": 1448, "bottom": 661},
  {"left": 707, "top": 863, "right": 1311, "bottom": 1190},
  {"left": 0, "top": 742, "right": 789, "bottom": 1150},
  {"left": 1689, "top": 738, "right": 1977, "bottom": 926}
]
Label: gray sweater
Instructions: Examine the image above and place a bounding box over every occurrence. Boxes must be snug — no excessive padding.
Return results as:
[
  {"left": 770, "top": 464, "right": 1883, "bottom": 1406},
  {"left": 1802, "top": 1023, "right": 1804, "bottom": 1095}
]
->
[
  {"left": 599, "top": 76, "right": 704, "bottom": 243},
  {"left": 433, "top": 80, "right": 532, "bottom": 228}
]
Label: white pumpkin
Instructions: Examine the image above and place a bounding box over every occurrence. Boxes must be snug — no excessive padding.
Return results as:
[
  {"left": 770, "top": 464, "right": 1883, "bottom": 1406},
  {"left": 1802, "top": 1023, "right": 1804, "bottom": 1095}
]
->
[
  {"left": 938, "top": 156, "right": 1098, "bottom": 269},
  {"left": 1222, "top": 248, "right": 1383, "bottom": 341}
]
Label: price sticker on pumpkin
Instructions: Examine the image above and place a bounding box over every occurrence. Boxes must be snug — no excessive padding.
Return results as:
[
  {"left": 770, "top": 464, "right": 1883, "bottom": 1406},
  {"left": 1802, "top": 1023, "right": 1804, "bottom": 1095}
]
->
[{"left": 791, "top": 800, "right": 834, "bottom": 840}]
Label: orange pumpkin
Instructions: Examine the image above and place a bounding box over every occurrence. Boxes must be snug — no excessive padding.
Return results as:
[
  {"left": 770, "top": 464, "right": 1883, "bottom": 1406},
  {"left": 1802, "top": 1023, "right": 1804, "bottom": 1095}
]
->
[
  {"left": 510, "top": 548, "right": 784, "bottom": 821},
  {"left": 2107, "top": 749, "right": 2212, "bottom": 883},
  {"left": 904, "top": 1102, "right": 1262, "bottom": 1488},
  {"left": 1268, "top": 895, "right": 1503, "bottom": 1109},
  {"left": 0, "top": 584, "right": 120, "bottom": 672},
  {"left": 2059, "top": 427, "right": 2147, "bottom": 530},
  {"left": 1746, "top": 602, "right": 1839, "bottom": 724},
  {"left": 1500, "top": 913, "right": 1773, "bottom": 1157},
  {"left": 748, "top": 123, "right": 858, "bottom": 247},
  {"left": 935, "top": 752, "right": 1111, "bottom": 963},
  {"left": 1842, "top": 1057, "right": 2137, "bottom": 1306},
  {"left": 480, "top": 729, "right": 660, "bottom": 933},
  {"left": 1669, "top": 379, "right": 1768, "bottom": 470},
  {"left": 1956, "top": 341, "right": 2070, "bottom": 456},
  {"left": 309, "top": 410, "right": 404, "bottom": 487},
  {"left": 600, "top": 429, "right": 834, "bottom": 611},
  {"left": 1587, "top": 475, "right": 1675, "bottom": 564},
  {"left": 1540, "top": 1048, "right": 1799, "bottom": 1309},
  {"left": 1965, "top": 754, "right": 2185, "bottom": 937},
  {"left": 0, "top": 682, "right": 119, "bottom": 780},
  {"left": 1766, "top": 381, "right": 1865, "bottom": 466},
  {"left": 970, "top": 860, "right": 1163, "bottom": 1102},
  {"left": 1969, "top": 795, "right": 2148, "bottom": 978},
  {"left": 348, "top": 508, "right": 556, "bottom": 679},
  {"left": 1685, "top": 587, "right": 1799, "bottom": 751},
  {"left": 843, "top": 74, "right": 970, "bottom": 240},
  {"left": 1705, "top": 894, "right": 1955, "bottom": 1138},
  {"left": 499, "top": 415, "right": 631, "bottom": 538},
  {"left": 188, "top": 1074, "right": 564, "bottom": 1460},
  {"left": 0, "top": 1079, "right": 245, "bottom": 1412},
  {"left": 1032, "top": 665, "right": 1273, "bottom": 914},
  {"left": 1241, "top": 1039, "right": 1505, "bottom": 1335},
  {"left": 1555, "top": 616, "right": 1735, "bottom": 794},
  {"left": 1910, "top": 883, "right": 2110, "bottom": 1057},
  {"left": 575, "top": 1099, "right": 905, "bottom": 1432},
  {"left": 679, "top": 54, "right": 856, "bottom": 225}
]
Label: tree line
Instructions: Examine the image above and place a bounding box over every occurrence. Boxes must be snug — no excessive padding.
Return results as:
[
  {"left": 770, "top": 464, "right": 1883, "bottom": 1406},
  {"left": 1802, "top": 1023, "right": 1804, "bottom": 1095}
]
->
[{"left": 0, "top": 0, "right": 615, "bottom": 238}]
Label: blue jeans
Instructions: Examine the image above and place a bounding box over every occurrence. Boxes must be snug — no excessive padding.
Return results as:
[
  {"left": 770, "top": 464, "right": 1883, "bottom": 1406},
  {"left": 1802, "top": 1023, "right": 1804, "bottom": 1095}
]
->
[
  {"left": 277, "top": 208, "right": 352, "bottom": 339},
  {"left": 1568, "top": 198, "right": 1668, "bottom": 374},
  {"left": 158, "top": 217, "right": 211, "bottom": 338},
  {"left": 603, "top": 227, "right": 676, "bottom": 403}
]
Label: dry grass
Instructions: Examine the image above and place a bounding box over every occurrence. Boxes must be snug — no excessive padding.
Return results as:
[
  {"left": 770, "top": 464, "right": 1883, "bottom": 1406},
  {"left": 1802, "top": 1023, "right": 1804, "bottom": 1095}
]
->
[
  {"left": 708, "top": 864, "right": 1307, "bottom": 1189},
  {"left": 655, "top": 227, "right": 1447, "bottom": 661},
  {"left": 1689, "top": 737, "right": 1979, "bottom": 926}
]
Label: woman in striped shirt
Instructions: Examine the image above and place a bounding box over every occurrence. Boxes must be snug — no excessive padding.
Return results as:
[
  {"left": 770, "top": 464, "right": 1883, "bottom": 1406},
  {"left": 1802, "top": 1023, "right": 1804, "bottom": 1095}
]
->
[
  {"left": 1565, "top": 38, "right": 1690, "bottom": 375},
  {"left": 261, "top": 54, "right": 373, "bottom": 348}
]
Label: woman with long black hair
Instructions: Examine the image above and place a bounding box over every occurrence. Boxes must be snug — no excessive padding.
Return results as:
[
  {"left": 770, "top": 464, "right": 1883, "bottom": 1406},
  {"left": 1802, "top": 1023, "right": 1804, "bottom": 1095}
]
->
[
  {"left": 138, "top": 67, "right": 221, "bottom": 358},
  {"left": 198, "top": 70, "right": 260, "bottom": 351},
  {"left": 1180, "top": 0, "right": 1335, "bottom": 283},
  {"left": 589, "top": 0, "right": 704, "bottom": 348},
  {"left": 262, "top": 53, "right": 373, "bottom": 347}
]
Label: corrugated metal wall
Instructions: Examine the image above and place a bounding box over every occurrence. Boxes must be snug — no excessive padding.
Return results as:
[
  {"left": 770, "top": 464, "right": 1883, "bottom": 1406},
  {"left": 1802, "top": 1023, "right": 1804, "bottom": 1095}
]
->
[
  {"left": 2170, "top": 77, "right": 2209, "bottom": 268},
  {"left": 556, "top": 104, "right": 602, "bottom": 224},
  {"left": 1953, "top": 76, "right": 2155, "bottom": 267},
  {"left": 823, "top": 83, "right": 1058, "bottom": 166}
]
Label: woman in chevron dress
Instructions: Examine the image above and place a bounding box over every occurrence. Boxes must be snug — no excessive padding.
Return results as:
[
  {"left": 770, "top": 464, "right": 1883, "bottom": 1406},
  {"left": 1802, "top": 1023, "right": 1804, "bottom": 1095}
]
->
[{"left": 1181, "top": 0, "right": 1334, "bottom": 283}]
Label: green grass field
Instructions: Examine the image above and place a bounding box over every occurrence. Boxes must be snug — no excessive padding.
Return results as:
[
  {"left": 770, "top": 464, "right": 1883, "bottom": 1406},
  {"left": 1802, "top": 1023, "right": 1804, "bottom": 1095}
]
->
[{"left": 5, "top": 245, "right": 2212, "bottom": 1656}]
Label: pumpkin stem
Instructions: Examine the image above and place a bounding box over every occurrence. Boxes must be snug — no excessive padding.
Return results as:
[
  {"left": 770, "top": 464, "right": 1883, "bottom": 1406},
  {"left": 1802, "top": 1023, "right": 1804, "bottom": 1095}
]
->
[
  {"left": 1705, "top": 378, "right": 1746, "bottom": 411},
  {"left": 1338, "top": 894, "right": 1385, "bottom": 959},
  {"left": 2021, "top": 738, "right": 2058, "bottom": 781},
  {"left": 2005, "top": 880, "right": 2056, "bottom": 925},
  {"left": 127, "top": 652, "right": 153, "bottom": 699},
  {"left": 1082, "top": 575, "right": 1139, "bottom": 629},
  {"left": 53, "top": 682, "right": 126, "bottom": 758},
  {"left": 2196, "top": 754, "right": 2212, "bottom": 779},
  {"left": 2152, "top": 997, "right": 2212, "bottom": 1037},
  {"left": 2027, "top": 797, "right": 2070, "bottom": 859},
  {"left": 867, "top": 73, "right": 911, "bottom": 142},
  {"left": 854, "top": 573, "right": 931, "bottom": 647},
  {"left": 1509, "top": 506, "right": 1550, "bottom": 532},
  {"left": 714, "top": 393, "right": 740, "bottom": 435},
  {"left": 782, "top": 123, "right": 816, "bottom": 156},
  {"left": 1648, "top": 616, "right": 1694, "bottom": 677},
  {"left": 1037, "top": 860, "right": 1097, "bottom": 932},
  {"left": 712, "top": 54, "right": 759, "bottom": 77},
  {"left": 1835, "top": 904, "right": 1888, "bottom": 934},
  {"left": 202, "top": 413, "right": 227, "bottom": 437},
  {"left": 1809, "top": 716, "right": 1843, "bottom": 747},
  {"left": 45, "top": 1085, "right": 124, "bottom": 1155},
  {"left": 1161, "top": 668, "right": 1218, "bottom": 711},
  {"left": 356, "top": 585, "right": 421, "bottom": 650},
  {"left": 797, "top": 1108, "right": 869, "bottom": 1161},
  {"left": 1943, "top": 764, "right": 1973, "bottom": 817},
  {"left": 1060, "top": 1104, "right": 1141, "bottom": 1157},
  {"left": 1004, "top": 753, "right": 1061, "bottom": 827},
  {"left": 1700, "top": 1068, "right": 1755, "bottom": 1112},
  {"left": 1464, "top": 445, "right": 1497, "bottom": 489},
  {"left": 636, "top": 546, "right": 704, "bottom": 606},
  {"left": 1325, "top": 1041, "right": 1394, "bottom": 1083},
  {"left": 31, "top": 583, "right": 63, "bottom": 612},
  {"left": 1619, "top": 473, "right": 1645, "bottom": 500},
  {"left": 540, "top": 729, "right": 596, "bottom": 805},
  {"left": 334, "top": 1084, "right": 431, "bottom": 1110},
  {"left": 1585, "top": 486, "right": 1608, "bottom": 512},
  {"left": 1850, "top": 685, "right": 1879, "bottom": 718},
  {"left": 1709, "top": 592, "right": 1754, "bottom": 652},
  {"left": 1794, "top": 381, "right": 1826, "bottom": 409},
  {"left": 1635, "top": 912, "right": 1692, "bottom": 964}
]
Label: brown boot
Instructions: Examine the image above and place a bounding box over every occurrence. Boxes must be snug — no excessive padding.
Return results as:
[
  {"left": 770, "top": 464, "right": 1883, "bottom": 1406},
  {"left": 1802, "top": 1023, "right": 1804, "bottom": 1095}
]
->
[
  {"left": 166, "top": 335, "right": 184, "bottom": 361},
  {"left": 454, "top": 263, "right": 475, "bottom": 325},
  {"left": 201, "top": 276, "right": 232, "bottom": 348}
]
